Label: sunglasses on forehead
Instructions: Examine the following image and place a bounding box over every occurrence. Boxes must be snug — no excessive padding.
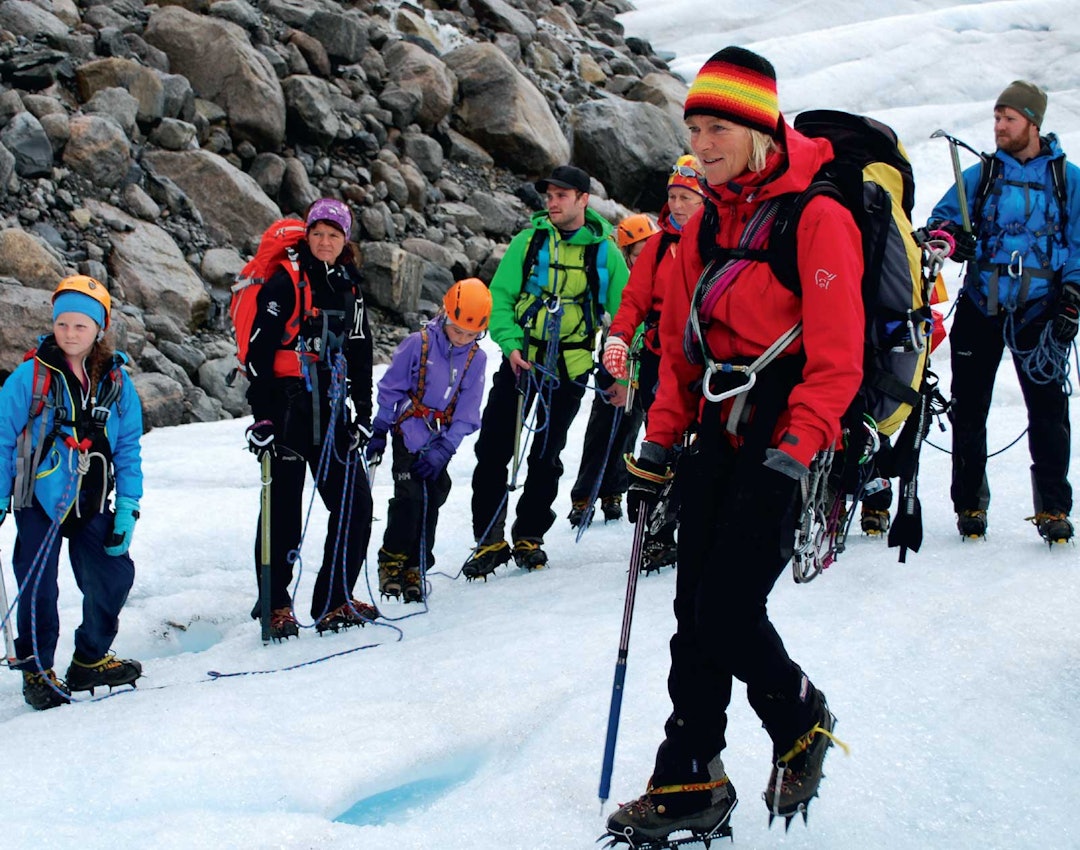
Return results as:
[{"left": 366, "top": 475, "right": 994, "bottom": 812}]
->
[{"left": 671, "top": 164, "right": 701, "bottom": 179}]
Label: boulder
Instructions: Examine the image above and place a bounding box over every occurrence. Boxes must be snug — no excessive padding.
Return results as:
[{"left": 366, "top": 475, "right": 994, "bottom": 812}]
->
[
  {"left": 383, "top": 41, "right": 456, "bottom": 133},
  {"left": 0, "top": 283, "right": 53, "bottom": 372},
  {"left": 0, "top": 229, "right": 67, "bottom": 291},
  {"left": 75, "top": 57, "right": 166, "bottom": 126},
  {"left": 132, "top": 371, "right": 186, "bottom": 430},
  {"left": 0, "top": 0, "right": 70, "bottom": 41},
  {"left": 360, "top": 241, "right": 424, "bottom": 316},
  {"left": 0, "top": 112, "right": 53, "bottom": 178},
  {"left": 142, "top": 149, "right": 281, "bottom": 247},
  {"left": 445, "top": 42, "right": 569, "bottom": 174},
  {"left": 62, "top": 115, "right": 132, "bottom": 188},
  {"left": 85, "top": 200, "right": 211, "bottom": 332},
  {"left": 144, "top": 6, "right": 286, "bottom": 150},
  {"left": 471, "top": 0, "right": 536, "bottom": 50},
  {"left": 570, "top": 97, "right": 686, "bottom": 210},
  {"left": 281, "top": 74, "right": 342, "bottom": 147}
]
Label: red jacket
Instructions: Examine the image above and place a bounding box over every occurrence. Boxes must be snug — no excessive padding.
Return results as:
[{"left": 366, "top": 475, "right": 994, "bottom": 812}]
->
[
  {"left": 645, "top": 120, "right": 864, "bottom": 468},
  {"left": 609, "top": 208, "right": 682, "bottom": 356}
]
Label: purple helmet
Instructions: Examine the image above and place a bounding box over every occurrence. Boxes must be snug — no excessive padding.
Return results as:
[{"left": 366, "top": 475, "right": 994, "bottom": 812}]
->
[{"left": 306, "top": 198, "right": 352, "bottom": 236}]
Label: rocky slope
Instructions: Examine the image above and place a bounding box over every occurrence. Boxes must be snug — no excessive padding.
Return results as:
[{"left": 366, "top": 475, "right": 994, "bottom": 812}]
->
[{"left": 0, "top": 0, "right": 688, "bottom": 428}]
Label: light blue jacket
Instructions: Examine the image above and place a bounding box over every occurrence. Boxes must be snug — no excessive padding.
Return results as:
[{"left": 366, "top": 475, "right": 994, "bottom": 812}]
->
[
  {"left": 931, "top": 134, "right": 1080, "bottom": 319},
  {"left": 0, "top": 338, "right": 143, "bottom": 522}
]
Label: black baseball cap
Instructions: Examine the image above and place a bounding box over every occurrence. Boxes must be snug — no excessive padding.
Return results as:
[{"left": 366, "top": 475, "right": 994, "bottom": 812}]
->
[{"left": 535, "top": 165, "right": 591, "bottom": 194}]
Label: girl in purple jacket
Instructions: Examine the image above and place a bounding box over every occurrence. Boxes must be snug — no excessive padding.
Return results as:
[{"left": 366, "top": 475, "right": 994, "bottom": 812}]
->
[{"left": 366, "top": 279, "right": 492, "bottom": 601}]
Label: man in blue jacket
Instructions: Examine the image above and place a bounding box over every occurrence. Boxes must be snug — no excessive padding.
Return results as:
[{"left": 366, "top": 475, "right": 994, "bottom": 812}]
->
[{"left": 931, "top": 80, "right": 1079, "bottom": 543}]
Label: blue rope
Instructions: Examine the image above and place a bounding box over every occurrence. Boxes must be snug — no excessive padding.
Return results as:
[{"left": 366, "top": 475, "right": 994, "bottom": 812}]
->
[{"left": 1003, "top": 310, "right": 1075, "bottom": 392}]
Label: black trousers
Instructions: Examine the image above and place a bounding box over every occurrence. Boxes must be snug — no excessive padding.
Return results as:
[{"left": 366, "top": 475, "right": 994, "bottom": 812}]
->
[
  {"left": 652, "top": 368, "right": 818, "bottom": 783},
  {"left": 569, "top": 349, "right": 656, "bottom": 504},
  {"left": 253, "top": 381, "right": 373, "bottom": 620},
  {"left": 380, "top": 433, "right": 452, "bottom": 569},
  {"left": 949, "top": 294, "right": 1072, "bottom": 514},
  {"left": 471, "top": 357, "right": 587, "bottom": 543}
]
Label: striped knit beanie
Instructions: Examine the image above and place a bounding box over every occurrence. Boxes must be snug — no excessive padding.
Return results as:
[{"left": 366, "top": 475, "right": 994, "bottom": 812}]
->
[{"left": 683, "top": 46, "right": 780, "bottom": 137}]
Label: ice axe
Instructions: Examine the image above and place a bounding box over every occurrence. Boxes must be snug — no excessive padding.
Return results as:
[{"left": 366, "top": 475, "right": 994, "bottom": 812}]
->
[
  {"left": 259, "top": 452, "right": 273, "bottom": 644},
  {"left": 930, "top": 129, "right": 979, "bottom": 231}
]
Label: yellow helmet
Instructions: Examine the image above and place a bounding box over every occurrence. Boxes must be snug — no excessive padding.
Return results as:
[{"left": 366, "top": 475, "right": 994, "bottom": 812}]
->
[
  {"left": 53, "top": 275, "right": 112, "bottom": 330},
  {"left": 616, "top": 213, "right": 660, "bottom": 249},
  {"left": 443, "top": 278, "right": 493, "bottom": 333}
]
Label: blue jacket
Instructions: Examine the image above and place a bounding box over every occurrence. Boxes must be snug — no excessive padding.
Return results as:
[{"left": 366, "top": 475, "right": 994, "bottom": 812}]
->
[
  {"left": 372, "top": 317, "right": 487, "bottom": 454},
  {"left": 0, "top": 337, "right": 143, "bottom": 523},
  {"left": 931, "top": 134, "right": 1080, "bottom": 317}
]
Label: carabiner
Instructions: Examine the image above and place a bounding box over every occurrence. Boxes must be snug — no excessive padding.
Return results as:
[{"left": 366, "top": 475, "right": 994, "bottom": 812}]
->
[
  {"left": 1008, "top": 250, "right": 1023, "bottom": 281},
  {"left": 702, "top": 363, "right": 756, "bottom": 403}
]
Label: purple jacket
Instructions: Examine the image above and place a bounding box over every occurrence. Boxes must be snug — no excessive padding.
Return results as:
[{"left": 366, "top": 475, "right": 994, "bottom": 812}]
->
[{"left": 372, "top": 317, "right": 487, "bottom": 454}]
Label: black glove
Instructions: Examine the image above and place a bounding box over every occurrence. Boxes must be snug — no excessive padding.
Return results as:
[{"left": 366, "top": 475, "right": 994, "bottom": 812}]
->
[
  {"left": 1051, "top": 282, "right": 1080, "bottom": 344},
  {"left": 365, "top": 428, "right": 387, "bottom": 463},
  {"left": 939, "top": 221, "right": 976, "bottom": 263},
  {"left": 349, "top": 421, "right": 373, "bottom": 451},
  {"left": 625, "top": 441, "right": 672, "bottom": 522},
  {"left": 245, "top": 419, "right": 275, "bottom": 458}
]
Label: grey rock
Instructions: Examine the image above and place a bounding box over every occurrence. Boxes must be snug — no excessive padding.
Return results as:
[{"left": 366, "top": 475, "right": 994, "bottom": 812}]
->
[
  {"left": 132, "top": 371, "right": 187, "bottom": 430},
  {"left": 148, "top": 118, "right": 198, "bottom": 150},
  {"left": 282, "top": 75, "right": 341, "bottom": 148},
  {"left": 0, "top": 284, "right": 53, "bottom": 370},
  {"left": 84, "top": 87, "right": 140, "bottom": 138},
  {"left": 249, "top": 152, "right": 287, "bottom": 200},
  {"left": 303, "top": 10, "right": 369, "bottom": 64},
  {"left": 158, "top": 338, "right": 207, "bottom": 377},
  {"left": 467, "top": 190, "right": 526, "bottom": 238},
  {"left": 210, "top": 0, "right": 261, "bottom": 30},
  {"left": 62, "top": 114, "right": 132, "bottom": 188},
  {"left": 197, "top": 356, "right": 249, "bottom": 416},
  {"left": 0, "top": 229, "right": 65, "bottom": 291},
  {"left": 361, "top": 241, "right": 424, "bottom": 316},
  {"left": 122, "top": 183, "right": 162, "bottom": 221},
  {"left": 278, "top": 157, "right": 319, "bottom": 219},
  {"left": 383, "top": 40, "right": 455, "bottom": 133},
  {"left": 0, "top": 113, "right": 53, "bottom": 179},
  {"left": 75, "top": 57, "right": 166, "bottom": 126},
  {"left": 0, "top": 0, "right": 70, "bottom": 41}
]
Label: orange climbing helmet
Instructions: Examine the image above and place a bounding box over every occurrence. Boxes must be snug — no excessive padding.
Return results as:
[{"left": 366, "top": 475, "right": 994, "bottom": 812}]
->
[
  {"left": 616, "top": 213, "right": 660, "bottom": 249},
  {"left": 52, "top": 275, "right": 112, "bottom": 330},
  {"left": 443, "top": 277, "right": 493, "bottom": 333}
]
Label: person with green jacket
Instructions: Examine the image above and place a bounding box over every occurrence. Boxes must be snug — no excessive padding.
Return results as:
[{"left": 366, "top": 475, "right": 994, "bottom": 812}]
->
[{"left": 463, "top": 165, "right": 629, "bottom": 578}]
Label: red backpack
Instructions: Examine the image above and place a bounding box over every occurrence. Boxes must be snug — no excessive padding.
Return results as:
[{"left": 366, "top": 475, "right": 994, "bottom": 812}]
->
[{"left": 229, "top": 218, "right": 311, "bottom": 379}]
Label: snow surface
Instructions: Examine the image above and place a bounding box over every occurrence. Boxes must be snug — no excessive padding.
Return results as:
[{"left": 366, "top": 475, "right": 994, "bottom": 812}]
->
[{"left": 2, "top": 2, "right": 1079, "bottom": 848}]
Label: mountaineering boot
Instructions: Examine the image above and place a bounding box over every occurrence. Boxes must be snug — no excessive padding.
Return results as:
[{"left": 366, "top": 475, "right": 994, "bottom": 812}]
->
[
  {"left": 642, "top": 536, "right": 678, "bottom": 573},
  {"left": 377, "top": 547, "right": 407, "bottom": 599},
  {"left": 601, "top": 494, "right": 624, "bottom": 522},
  {"left": 316, "top": 599, "right": 379, "bottom": 633},
  {"left": 568, "top": 499, "right": 591, "bottom": 529},
  {"left": 268, "top": 606, "right": 300, "bottom": 641},
  {"left": 605, "top": 755, "right": 737, "bottom": 847},
  {"left": 66, "top": 653, "right": 142, "bottom": 694},
  {"left": 402, "top": 567, "right": 423, "bottom": 603},
  {"left": 463, "top": 540, "right": 511, "bottom": 581},
  {"left": 1030, "top": 511, "right": 1074, "bottom": 545},
  {"left": 22, "top": 669, "right": 71, "bottom": 710},
  {"left": 512, "top": 538, "right": 548, "bottom": 570},
  {"left": 764, "top": 688, "right": 847, "bottom": 829},
  {"left": 957, "top": 509, "right": 988, "bottom": 539},
  {"left": 860, "top": 508, "right": 890, "bottom": 536}
]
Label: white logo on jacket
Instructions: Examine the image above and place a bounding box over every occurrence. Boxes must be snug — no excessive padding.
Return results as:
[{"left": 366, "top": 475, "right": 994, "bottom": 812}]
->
[
  {"left": 815, "top": 269, "right": 837, "bottom": 290},
  {"left": 266, "top": 300, "right": 281, "bottom": 317}
]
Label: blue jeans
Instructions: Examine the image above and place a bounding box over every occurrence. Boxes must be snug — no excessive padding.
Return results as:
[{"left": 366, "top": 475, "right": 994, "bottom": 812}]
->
[{"left": 12, "top": 505, "right": 135, "bottom": 671}]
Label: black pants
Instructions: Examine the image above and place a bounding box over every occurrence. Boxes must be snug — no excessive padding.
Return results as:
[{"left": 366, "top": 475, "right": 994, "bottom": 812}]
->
[
  {"left": 569, "top": 394, "right": 643, "bottom": 503},
  {"left": 569, "top": 349, "right": 657, "bottom": 504},
  {"left": 471, "top": 357, "right": 587, "bottom": 543},
  {"left": 949, "top": 294, "right": 1072, "bottom": 514},
  {"left": 253, "top": 381, "right": 373, "bottom": 620},
  {"left": 652, "top": 369, "right": 818, "bottom": 784},
  {"left": 380, "top": 433, "right": 452, "bottom": 569}
]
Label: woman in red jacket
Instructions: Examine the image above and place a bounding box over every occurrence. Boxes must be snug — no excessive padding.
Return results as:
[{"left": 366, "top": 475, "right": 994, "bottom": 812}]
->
[
  {"left": 603, "top": 155, "right": 705, "bottom": 569},
  {"left": 606, "top": 47, "right": 863, "bottom": 846}
]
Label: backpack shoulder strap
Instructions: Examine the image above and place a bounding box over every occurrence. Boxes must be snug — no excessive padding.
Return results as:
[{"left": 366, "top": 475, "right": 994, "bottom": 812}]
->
[
  {"left": 520, "top": 228, "right": 549, "bottom": 296},
  {"left": 1050, "top": 154, "right": 1069, "bottom": 233},
  {"left": 766, "top": 180, "right": 844, "bottom": 296},
  {"left": 970, "top": 153, "right": 1001, "bottom": 227},
  {"left": 652, "top": 230, "right": 679, "bottom": 275}
]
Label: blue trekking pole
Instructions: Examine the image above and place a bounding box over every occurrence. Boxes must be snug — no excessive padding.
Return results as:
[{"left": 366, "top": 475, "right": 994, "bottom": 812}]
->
[{"left": 598, "top": 508, "right": 648, "bottom": 810}]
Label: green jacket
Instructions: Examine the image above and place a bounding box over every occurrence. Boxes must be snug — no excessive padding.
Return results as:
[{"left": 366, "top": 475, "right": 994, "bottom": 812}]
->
[{"left": 489, "top": 208, "right": 629, "bottom": 379}]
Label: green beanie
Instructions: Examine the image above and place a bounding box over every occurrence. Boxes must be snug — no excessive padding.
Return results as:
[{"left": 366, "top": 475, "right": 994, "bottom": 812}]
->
[{"left": 995, "top": 80, "right": 1047, "bottom": 127}]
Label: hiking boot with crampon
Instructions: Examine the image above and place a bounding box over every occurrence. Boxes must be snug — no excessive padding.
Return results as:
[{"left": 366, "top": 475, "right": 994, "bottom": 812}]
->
[
  {"left": 1030, "top": 511, "right": 1074, "bottom": 545},
  {"left": 642, "top": 538, "right": 678, "bottom": 573},
  {"left": 568, "top": 500, "right": 591, "bottom": 529},
  {"left": 377, "top": 548, "right": 407, "bottom": 599},
  {"left": 601, "top": 494, "right": 624, "bottom": 522},
  {"left": 860, "top": 508, "right": 890, "bottom": 536},
  {"left": 957, "top": 509, "right": 987, "bottom": 539},
  {"left": 463, "top": 540, "right": 511, "bottom": 581},
  {"left": 513, "top": 538, "right": 548, "bottom": 570},
  {"left": 402, "top": 567, "right": 423, "bottom": 603},
  {"left": 66, "top": 653, "right": 142, "bottom": 694},
  {"left": 316, "top": 599, "right": 379, "bottom": 633},
  {"left": 764, "top": 693, "right": 847, "bottom": 830},
  {"left": 22, "top": 669, "right": 71, "bottom": 710},
  {"left": 268, "top": 606, "right": 300, "bottom": 641},
  {"left": 604, "top": 755, "right": 737, "bottom": 848}
]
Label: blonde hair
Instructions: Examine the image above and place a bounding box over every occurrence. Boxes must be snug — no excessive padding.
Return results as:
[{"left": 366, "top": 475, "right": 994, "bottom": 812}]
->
[{"left": 748, "top": 128, "right": 779, "bottom": 173}]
